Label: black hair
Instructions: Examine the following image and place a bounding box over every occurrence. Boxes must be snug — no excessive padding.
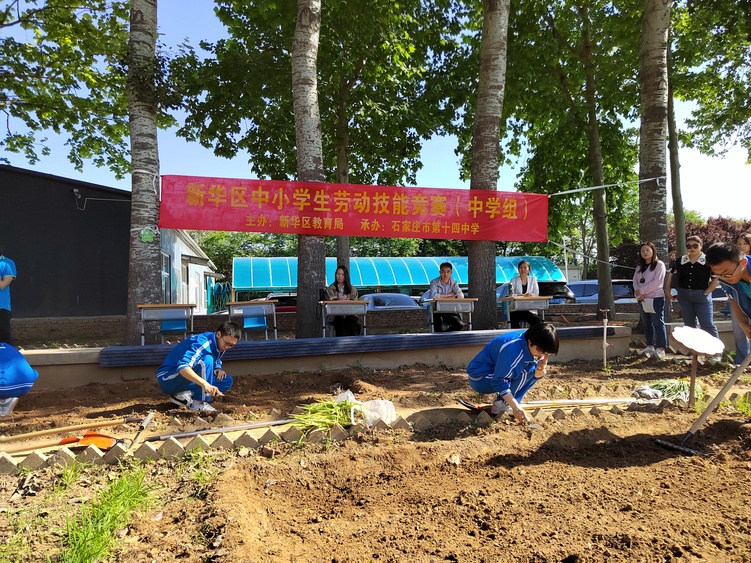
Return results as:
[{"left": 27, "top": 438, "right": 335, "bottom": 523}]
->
[
  {"left": 524, "top": 323, "right": 559, "bottom": 355},
  {"left": 637, "top": 241, "right": 660, "bottom": 273},
  {"left": 217, "top": 321, "right": 242, "bottom": 339},
  {"left": 333, "top": 264, "right": 354, "bottom": 295},
  {"left": 439, "top": 262, "right": 453, "bottom": 272},
  {"left": 705, "top": 242, "right": 742, "bottom": 266}
]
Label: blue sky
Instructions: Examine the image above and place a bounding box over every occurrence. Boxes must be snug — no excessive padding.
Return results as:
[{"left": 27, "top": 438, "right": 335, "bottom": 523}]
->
[{"left": 6, "top": 0, "right": 749, "bottom": 220}]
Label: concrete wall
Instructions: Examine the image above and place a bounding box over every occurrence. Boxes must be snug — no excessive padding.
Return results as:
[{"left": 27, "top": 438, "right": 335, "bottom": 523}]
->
[{"left": 22, "top": 326, "right": 634, "bottom": 390}]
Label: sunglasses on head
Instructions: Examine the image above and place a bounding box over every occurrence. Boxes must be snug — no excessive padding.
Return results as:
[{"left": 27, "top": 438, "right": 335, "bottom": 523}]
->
[{"left": 686, "top": 243, "right": 700, "bottom": 249}]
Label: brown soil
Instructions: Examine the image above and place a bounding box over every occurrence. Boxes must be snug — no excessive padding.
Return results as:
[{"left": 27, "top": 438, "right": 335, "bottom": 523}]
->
[{"left": 3, "top": 353, "right": 751, "bottom": 562}]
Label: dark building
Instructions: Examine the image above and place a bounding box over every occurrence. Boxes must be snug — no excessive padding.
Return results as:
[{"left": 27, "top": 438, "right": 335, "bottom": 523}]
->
[{"left": 0, "top": 165, "right": 131, "bottom": 318}]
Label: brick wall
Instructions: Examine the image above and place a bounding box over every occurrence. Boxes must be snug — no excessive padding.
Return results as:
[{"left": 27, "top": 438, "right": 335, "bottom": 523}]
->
[{"left": 11, "top": 299, "right": 731, "bottom": 346}]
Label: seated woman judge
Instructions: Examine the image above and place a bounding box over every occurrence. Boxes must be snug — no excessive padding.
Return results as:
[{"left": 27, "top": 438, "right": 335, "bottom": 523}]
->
[
  {"left": 325, "top": 265, "right": 361, "bottom": 336},
  {"left": 508, "top": 260, "right": 543, "bottom": 328}
]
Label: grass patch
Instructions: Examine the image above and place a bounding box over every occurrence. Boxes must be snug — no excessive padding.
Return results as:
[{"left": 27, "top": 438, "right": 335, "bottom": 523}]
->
[
  {"left": 59, "top": 467, "right": 154, "bottom": 563},
  {"left": 736, "top": 395, "right": 751, "bottom": 418}
]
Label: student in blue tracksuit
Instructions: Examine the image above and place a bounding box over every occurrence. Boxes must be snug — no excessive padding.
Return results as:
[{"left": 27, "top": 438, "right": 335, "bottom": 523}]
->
[
  {"left": 467, "top": 323, "right": 559, "bottom": 423},
  {"left": 705, "top": 242, "right": 751, "bottom": 366},
  {"left": 156, "top": 321, "right": 241, "bottom": 412}
]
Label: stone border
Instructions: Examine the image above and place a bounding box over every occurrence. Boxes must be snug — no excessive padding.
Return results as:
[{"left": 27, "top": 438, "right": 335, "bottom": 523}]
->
[{"left": 0, "top": 398, "right": 679, "bottom": 475}]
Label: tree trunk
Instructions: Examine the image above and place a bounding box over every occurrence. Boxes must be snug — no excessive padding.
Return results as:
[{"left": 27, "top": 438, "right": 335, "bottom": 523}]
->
[
  {"left": 335, "top": 80, "right": 350, "bottom": 271},
  {"left": 468, "top": 0, "right": 510, "bottom": 330},
  {"left": 125, "top": 0, "right": 162, "bottom": 345},
  {"left": 638, "top": 0, "right": 671, "bottom": 257},
  {"left": 668, "top": 56, "right": 684, "bottom": 257},
  {"left": 581, "top": 5, "right": 614, "bottom": 318},
  {"left": 292, "top": 0, "right": 326, "bottom": 339}
]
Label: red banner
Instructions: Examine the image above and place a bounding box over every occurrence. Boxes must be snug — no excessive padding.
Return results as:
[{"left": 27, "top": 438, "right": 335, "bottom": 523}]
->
[{"left": 159, "top": 175, "right": 548, "bottom": 242}]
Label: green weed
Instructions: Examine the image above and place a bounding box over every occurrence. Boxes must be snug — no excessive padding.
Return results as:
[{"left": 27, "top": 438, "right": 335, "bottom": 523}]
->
[
  {"left": 59, "top": 467, "right": 154, "bottom": 563},
  {"left": 736, "top": 395, "right": 751, "bottom": 418}
]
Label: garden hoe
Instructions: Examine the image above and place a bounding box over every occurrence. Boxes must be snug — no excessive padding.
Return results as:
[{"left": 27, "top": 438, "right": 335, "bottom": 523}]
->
[{"left": 656, "top": 347, "right": 751, "bottom": 456}]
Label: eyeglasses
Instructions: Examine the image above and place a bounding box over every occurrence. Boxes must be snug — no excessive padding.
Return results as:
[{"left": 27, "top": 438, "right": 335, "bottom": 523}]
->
[
  {"left": 686, "top": 244, "right": 700, "bottom": 249},
  {"left": 712, "top": 260, "right": 743, "bottom": 279},
  {"left": 219, "top": 336, "right": 237, "bottom": 349}
]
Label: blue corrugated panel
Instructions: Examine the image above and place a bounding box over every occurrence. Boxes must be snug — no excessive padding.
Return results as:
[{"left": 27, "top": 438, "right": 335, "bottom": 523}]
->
[{"left": 231, "top": 256, "right": 565, "bottom": 291}]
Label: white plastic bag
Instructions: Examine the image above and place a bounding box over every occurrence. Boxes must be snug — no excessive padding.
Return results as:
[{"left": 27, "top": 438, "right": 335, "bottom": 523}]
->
[
  {"left": 359, "top": 399, "right": 397, "bottom": 427},
  {"left": 335, "top": 390, "right": 397, "bottom": 427}
]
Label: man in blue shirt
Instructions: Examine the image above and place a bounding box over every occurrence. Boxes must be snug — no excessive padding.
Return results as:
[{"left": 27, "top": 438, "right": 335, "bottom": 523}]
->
[
  {"left": 156, "top": 321, "right": 241, "bottom": 412},
  {"left": 0, "top": 252, "right": 16, "bottom": 345},
  {"left": 705, "top": 242, "right": 751, "bottom": 366},
  {"left": 467, "top": 323, "right": 559, "bottom": 422}
]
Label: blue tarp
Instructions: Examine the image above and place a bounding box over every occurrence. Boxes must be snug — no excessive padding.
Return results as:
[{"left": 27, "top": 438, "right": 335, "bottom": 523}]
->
[{"left": 232, "top": 256, "right": 565, "bottom": 292}]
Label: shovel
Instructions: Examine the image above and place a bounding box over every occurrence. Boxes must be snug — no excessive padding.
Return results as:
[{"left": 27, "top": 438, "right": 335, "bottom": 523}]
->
[
  {"left": 2, "top": 430, "right": 122, "bottom": 455},
  {"left": 0, "top": 415, "right": 145, "bottom": 444},
  {"left": 657, "top": 351, "right": 751, "bottom": 456}
]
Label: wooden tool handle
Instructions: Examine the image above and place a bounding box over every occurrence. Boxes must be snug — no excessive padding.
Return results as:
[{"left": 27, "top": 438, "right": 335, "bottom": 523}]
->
[{"left": 0, "top": 416, "right": 141, "bottom": 444}]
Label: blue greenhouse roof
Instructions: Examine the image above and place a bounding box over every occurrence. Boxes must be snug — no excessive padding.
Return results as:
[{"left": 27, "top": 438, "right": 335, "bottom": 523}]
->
[{"left": 232, "top": 256, "right": 566, "bottom": 292}]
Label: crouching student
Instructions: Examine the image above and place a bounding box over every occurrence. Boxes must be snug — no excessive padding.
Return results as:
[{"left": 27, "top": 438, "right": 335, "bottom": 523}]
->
[
  {"left": 0, "top": 343, "right": 39, "bottom": 416},
  {"left": 156, "top": 321, "right": 241, "bottom": 413},
  {"left": 466, "top": 323, "right": 559, "bottom": 423}
]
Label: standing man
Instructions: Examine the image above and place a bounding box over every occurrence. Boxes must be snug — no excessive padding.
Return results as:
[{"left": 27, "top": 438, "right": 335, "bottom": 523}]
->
[
  {"left": 705, "top": 243, "right": 751, "bottom": 367},
  {"left": 0, "top": 251, "right": 16, "bottom": 345},
  {"left": 666, "top": 236, "right": 721, "bottom": 359},
  {"left": 429, "top": 262, "right": 465, "bottom": 332},
  {"left": 156, "top": 321, "right": 241, "bottom": 412}
]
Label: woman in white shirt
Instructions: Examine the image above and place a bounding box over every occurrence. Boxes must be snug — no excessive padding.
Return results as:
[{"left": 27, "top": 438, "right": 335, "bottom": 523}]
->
[{"left": 508, "top": 260, "right": 542, "bottom": 329}]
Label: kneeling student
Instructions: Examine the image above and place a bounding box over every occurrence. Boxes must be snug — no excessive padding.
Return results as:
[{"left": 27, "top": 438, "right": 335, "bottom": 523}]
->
[
  {"left": 156, "top": 321, "right": 240, "bottom": 413},
  {"left": 466, "top": 323, "right": 559, "bottom": 423}
]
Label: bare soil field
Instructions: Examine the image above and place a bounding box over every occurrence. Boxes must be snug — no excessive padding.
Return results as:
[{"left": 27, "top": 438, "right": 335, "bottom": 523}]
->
[{"left": 2, "top": 353, "right": 751, "bottom": 562}]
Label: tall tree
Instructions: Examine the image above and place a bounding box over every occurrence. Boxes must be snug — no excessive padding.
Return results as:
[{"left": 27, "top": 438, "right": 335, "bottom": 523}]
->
[
  {"left": 672, "top": 0, "right": 751, "bottom": 161},
  {"left": 292, "top": 0, "right": 326, "bottom": 339},
  {"left": 468, "top": 0, "right": 511, "bottom": 330},
  {"left": 126, "top": 0, "right": 162, "bottom": 344},
  {"left": 173, "top": 1, "right": 463, "bottom": 186},
  {"left": 0, "top": 0, "right": 131, "bottom": 173},
  {"left": 638, "top": 0, "right": 671, "bottom": 254}
]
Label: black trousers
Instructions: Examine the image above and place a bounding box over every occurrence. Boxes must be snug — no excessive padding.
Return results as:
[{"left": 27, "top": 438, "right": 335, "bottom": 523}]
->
[
  {"left": 332, "top": 315, "right": 360, "bottom": 337},
  {"left": 510, "top": 310, "right": 541, "bottom": 329},
  {"left": 0, "top": 309, "right": 11, "bottom": 344},
  {"left": 434, "top": 313, "right": 464, "bottom": 332}
]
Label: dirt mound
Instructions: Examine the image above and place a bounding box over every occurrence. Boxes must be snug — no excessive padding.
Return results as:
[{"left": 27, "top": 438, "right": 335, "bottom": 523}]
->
[{"left": 3, "top": 355, "right": 751, "bottom": 562}]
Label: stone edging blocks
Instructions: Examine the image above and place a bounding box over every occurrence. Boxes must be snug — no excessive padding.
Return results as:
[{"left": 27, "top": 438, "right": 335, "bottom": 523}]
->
[{"left": 0, "top": 400, "right": 677, "bottom": 475}]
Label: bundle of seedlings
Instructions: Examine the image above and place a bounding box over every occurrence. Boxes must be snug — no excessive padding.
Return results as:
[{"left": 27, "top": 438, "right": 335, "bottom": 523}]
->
[
  {"left": 650, "top": 378, "right": 704, "bottom": 402},
  {"left": 291, "top": 398, "right": 361, "bottom": 436}
]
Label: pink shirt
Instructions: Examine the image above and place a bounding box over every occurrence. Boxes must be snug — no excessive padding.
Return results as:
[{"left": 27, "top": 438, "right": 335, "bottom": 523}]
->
[{"left": 633, "top": 260, "right": 666, "bottom": 299}]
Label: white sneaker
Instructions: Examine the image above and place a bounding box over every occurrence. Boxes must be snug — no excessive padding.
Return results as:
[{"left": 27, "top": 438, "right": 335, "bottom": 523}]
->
[
  {"left": 639, "top": 346, "right": 655, "bottom": 356},
  {"left": 653, "top": 348, "right": 666, "bottom": 360},
  {"left": 169, "top": 390, "right": 193, "bottom": 408},
  {"left": 0, "top": 397, "right": 19, "bottom": 417},
  {"left": 490, "top": 400, "right": 512, "bottom": 416},
  {"left": 189, "top": 400, "right": 217, "bottom": 413}
]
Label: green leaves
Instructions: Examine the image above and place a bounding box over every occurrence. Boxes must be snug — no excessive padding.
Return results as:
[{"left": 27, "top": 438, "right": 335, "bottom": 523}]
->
[
  {"left": 173, "top": 0, "right": 468, "bottom": 186},
  {"left": 0, "top": 0, "right": 177, "bottom": 177}
]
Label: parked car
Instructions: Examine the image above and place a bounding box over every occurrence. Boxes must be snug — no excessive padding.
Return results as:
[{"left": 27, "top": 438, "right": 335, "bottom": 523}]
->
[
  {"left": 361, "top": 293, "right": 426, "bottom": 310},
  {"left": 265, "top": 292, "right": 297, "bottom": 312},
  {"left": 567, "top": 280, "right": 636, "bottom": 304},
  {"left": 495, "top": 281, "right": 575, "bottom": 305}
]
